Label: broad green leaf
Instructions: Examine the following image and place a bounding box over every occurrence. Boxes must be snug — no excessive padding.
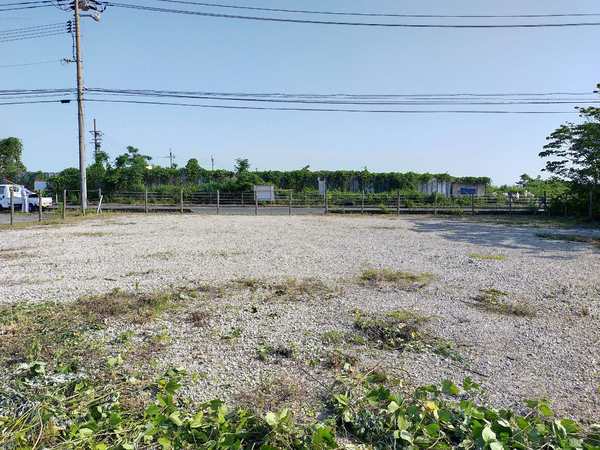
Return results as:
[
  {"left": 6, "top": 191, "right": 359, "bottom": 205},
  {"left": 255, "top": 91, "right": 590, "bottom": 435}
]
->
[
  {"left": 482, "top": 425, "right": 496, "bottom": 443},
  {"left": 265, "top": 412, "right": 278, "bottom": 427}
]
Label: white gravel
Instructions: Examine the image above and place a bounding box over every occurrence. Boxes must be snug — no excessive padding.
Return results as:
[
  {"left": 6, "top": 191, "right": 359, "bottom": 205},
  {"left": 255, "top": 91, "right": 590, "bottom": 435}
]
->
[{"left": 1, "top": 214, "right": 599, "bottom": 422}]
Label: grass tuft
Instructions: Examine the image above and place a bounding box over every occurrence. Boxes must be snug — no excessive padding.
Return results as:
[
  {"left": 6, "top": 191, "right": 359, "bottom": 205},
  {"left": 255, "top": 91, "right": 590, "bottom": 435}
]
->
[
  {"left": 353, "top": 309, "right": 428, "bottom": 350},
  {"left": 468, "top": 253, "right": 507, "bottom": 261},
  {"left": 359, "top": 268, "right": 432, "bottom": 289},
  {"left": 471, "top": 288, "right": 535, "bottom": 317}
]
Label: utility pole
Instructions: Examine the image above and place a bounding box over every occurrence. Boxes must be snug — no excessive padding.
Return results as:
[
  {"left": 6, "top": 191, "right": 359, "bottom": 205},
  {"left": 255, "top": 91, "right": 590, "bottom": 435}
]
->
[
  {"left": 74, "top": 0, "right": 87, "bottom": 212},
  {"left": 90, "top": 118, "right": 103, "bottom": 159}
]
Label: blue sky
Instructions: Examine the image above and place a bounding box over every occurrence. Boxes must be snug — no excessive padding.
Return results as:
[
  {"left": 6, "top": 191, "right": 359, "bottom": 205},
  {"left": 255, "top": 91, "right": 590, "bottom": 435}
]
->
[{"left": 1, "top": 0, "right": 599, "bottom": 185}]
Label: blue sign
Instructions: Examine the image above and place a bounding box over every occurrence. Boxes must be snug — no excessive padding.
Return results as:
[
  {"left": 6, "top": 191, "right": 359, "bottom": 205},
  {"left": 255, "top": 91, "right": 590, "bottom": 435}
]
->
[{"left": 460, "top": 187, "right": 477, "bottom": 195}]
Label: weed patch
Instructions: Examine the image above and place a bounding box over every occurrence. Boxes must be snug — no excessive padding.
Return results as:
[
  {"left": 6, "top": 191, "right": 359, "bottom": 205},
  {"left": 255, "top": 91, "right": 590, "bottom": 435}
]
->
[
  {"left": 353, "top": 309, "right": 429, "bottom": 350},
  {"left": 471, "top": 289, "right": 535, "bottom": 317},
  {"left": 0, "top": 290, "right": 178, "bottom": 368},
  {"left": 146, "top": 250, "right": 176, "bottom": 260},
  {"left": 231, "top": 277, "right": 337, "bottom": 302},
  {"left": 236, "top": 374, "right": 307, "bottom": 414},
  {"left": 72, "top": 231, "right": 112, "bottom": 237},
  {"left": 359, "top": 268, "right": 432, "bottom": 289}
]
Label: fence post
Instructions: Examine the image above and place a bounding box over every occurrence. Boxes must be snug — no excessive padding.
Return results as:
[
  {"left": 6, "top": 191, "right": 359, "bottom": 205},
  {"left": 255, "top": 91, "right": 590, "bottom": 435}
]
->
[
  {"left": 471, "top": 194, "right": 475, "bottom": 215},
  {"left": 180, "top": 188, "right": 184, "bottom": 214},
  {"left": 38, "top": 190, "right": 43, "bottom": 222},
  {"left": 289, "top": 192, "right": 292, "bottom": 216},
  {"left": 324, "top": 185, "right": 328, "bottom": 215},
  {"left": 254, "top": 191, "right": 258, "bottom": 216},
  {"left": 62, "top": 189, "right": 67, "bottom": 220},
  {"left": 144, "top": 188, "right": 149, "bottom": 214},
  {"left": 361, "top": 191, "right": 365, "bottom": 214},
  {"left": 433, "top": 194, "right": 438, "bottom": 216},
  {"left": 216, "top": 190, "right": 220, "bottom": 215},
  {"left": 9, "top": 188, "right": 14, "bottom": 226},
  {"left": 396, "top": 192, "right": 400, "bottom": 216},
  {"left": 509, "top": 194, "right": 513, "bottom": 216},
  {"left": 543, "top": 191, "right": 548, "bottom": 216}
]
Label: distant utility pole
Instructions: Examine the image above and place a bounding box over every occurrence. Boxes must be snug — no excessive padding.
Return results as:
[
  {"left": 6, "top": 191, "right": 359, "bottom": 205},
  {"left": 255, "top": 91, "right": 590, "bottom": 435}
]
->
[
  {"left": 89, "top": 118, "right": 103, "bottom": 159},
  {"left": 162, "top": 149, "right": 176, "bottom": 168},
  {"left": 74, "top": 0, "right": 87, "bottom": 212}
]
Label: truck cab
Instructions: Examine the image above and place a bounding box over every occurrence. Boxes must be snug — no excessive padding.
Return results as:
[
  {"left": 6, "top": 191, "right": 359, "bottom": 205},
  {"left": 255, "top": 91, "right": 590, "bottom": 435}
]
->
[{"left": 0, "top": 184, "right": 53, "bottom": 210}]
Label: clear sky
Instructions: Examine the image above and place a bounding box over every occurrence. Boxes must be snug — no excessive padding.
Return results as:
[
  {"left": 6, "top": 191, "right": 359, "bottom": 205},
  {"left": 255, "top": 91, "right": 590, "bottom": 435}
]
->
[{"left": 1, "top": 0, "right": 599, "bottom": 185}]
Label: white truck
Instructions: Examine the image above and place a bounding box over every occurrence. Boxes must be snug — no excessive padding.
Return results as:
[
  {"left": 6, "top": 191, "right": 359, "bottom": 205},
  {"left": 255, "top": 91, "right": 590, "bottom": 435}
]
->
[{"left": 0, "top": 184, "right": 53, "bottom": 211}]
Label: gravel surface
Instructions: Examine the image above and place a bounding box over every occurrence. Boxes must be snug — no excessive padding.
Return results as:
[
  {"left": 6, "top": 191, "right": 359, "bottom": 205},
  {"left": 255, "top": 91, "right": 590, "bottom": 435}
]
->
[{"left": 1, "top": 214, "right": 599, "bottom": 422}]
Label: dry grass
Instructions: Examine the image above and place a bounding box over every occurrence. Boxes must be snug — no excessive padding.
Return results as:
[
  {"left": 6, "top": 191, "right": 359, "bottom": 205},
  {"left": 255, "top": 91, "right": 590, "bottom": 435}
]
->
[
  {"left": 145, "top": 251, "right": 176, "bottom": 260},
  {"left": 471, "top": 289, "right": 535, "bottom": 317},
  {"left": 353, "top": 309, "right": 429, "bottom": 350},
  {"left": 0, "top": 290, "right": 177, "bottom": 367},
  {"left": 72, "top": 231, "right": 112, "bottom": 238},
  {"left": 188, "top": 309, "right": 211, "bottom": 327},
  {"left": 0, "top": 249, "right": 32, "bottom": 260},
  {"left": 359, "top": 268, "right": 433, "bottom": 289},
  {"left": 468, "top": 253, "right": 507, "bottom": 261},
  {"left": 235, "top": 374, "right": 308, "bottom": 414},
  {"left": 231, "top": 277, "right": 337, "bottom": 302}
]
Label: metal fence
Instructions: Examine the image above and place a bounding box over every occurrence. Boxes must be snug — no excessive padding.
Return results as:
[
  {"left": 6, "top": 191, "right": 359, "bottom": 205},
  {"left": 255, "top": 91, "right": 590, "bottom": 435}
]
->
[{"left": 56, "top": 190, "right": 549, "bottom": 216}]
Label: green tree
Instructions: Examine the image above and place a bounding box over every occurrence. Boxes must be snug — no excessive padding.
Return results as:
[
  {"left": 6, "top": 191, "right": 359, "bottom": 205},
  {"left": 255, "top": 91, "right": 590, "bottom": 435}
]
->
[
  {"left": 113, "top": 146, "right": 152, "bottom": 189},
  {"left": 0, "top": 137, "right": 27, "bottom": 180},
  {"left": 87, "top": 150, "right": 110, "bottom": 190},
  {"left": 540, "top": 106, "right": 600, "bottom": 219},
  {"left": 185, "top": 158, "right": 202, "bottom": 184},
  {"left": 234, "top": 158, "right": 250, "bottom": 174}
]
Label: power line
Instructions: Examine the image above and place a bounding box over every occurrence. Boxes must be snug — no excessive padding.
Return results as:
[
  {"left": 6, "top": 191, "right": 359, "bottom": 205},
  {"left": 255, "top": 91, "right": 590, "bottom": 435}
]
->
[
  {"left": 106, "top": 2, "right": 600, "bottom": 28},
  {"left": 149, "top": 0, "right": 600, "bottom": 19},
  {"left": 0, "top": 4, "right": 53, "bottom": 12},
  {"left": 0, "top": 21, "right": 67, "bottom": 34},
  {"left": 83, "top": 88, "right": 600, "bottom": 106},
  {"left": 0, "top": 30, "right": 67, "bottom": 41},
  {"left": 84, "top": 98, "right": 581, "bottom": 114},
  {"left": 0, "top": 95, "right": 585, "bottom": 114},
  {"left": 0, "top": 58, "right": 62, "bottom": 68}
]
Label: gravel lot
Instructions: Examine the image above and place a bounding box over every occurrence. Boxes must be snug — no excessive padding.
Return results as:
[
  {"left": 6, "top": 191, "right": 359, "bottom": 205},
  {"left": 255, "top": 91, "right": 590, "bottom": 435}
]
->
[{"left": 1, "top": 214, "right": 599, "bottom": 422}]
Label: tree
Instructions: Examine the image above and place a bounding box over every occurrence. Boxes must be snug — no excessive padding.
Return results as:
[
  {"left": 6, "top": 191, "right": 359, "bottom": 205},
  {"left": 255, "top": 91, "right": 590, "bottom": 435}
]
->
[
  {"left": 113, "top": 146, "right": 152, "bottom": 189},
  {"left": 0, "top": 137, "right": 27, "bottom": 181},
  {"left": 234, "top": 158, "right": 250, "bottom": 174},
  {"left": 185, "top": 158, "right": 202, "bottom": 184},
  {"left": 540, "top": 106, "right": 600, "bottom": 219}
]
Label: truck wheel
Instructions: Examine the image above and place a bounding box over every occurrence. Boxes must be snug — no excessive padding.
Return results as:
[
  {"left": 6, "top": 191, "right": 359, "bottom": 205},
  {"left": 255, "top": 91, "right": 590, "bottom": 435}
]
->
[{"left": 29, "top": 203, "right": 38, "bottom": 212}]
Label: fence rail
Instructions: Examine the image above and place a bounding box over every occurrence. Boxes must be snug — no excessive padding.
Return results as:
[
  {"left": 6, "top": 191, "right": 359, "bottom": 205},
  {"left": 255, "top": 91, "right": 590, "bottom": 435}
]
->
[{"left": 50, "top": 190, "right": 549, "bottom": 216}]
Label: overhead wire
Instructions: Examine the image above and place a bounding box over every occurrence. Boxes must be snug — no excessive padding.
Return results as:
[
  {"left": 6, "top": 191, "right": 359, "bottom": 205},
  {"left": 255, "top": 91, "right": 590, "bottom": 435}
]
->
[
  {"left": 105, "top": 2, "right": 600, "bottom": 28},
  {"left": 0, "top": 58, "right": 63, "bottom": 68},
  {"left": 147, "top": 0, "right": 600, "bottom": 19}
]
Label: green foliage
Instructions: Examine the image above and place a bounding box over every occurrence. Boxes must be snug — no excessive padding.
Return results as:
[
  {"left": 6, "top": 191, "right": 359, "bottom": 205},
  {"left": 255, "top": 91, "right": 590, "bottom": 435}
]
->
[
  {"left": 2, "top": 365, "right": 597, "bottom": 449},
  {"left": 0, "top": 137, "right": 26, "bottom": 180},
  {"left": 540, "top": 104, "right": 600, "bottom": 218},
  {"left": 331, "top": 374, "right": 599, "bottom": 450}
]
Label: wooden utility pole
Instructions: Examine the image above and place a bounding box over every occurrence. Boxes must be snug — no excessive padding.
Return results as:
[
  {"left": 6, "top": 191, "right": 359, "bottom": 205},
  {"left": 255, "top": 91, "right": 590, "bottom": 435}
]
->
[{"left": 74, "top": 0, "right": 87, "bottom": 213}]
